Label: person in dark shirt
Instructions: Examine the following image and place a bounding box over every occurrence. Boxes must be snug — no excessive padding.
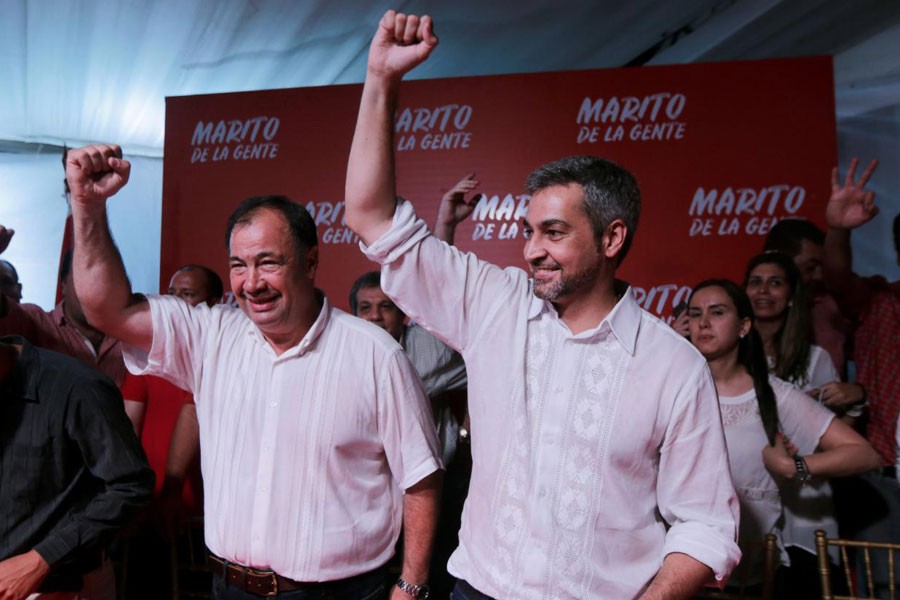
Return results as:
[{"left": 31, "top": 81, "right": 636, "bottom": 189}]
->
[{"left": 0, "top": 335, "right": 153, "bottom": 599}]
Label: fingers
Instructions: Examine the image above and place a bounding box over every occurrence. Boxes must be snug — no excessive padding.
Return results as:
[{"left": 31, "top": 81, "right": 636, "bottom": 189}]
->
[
  {"left": 402, "top": 15, "right": 419, "bottom": 45},
  {"left": 844, "top": 157, "right": 858, "bottom": 188},
  {"left": 386, "top": 11, "right": 436, "bottom": 47},
  {"left": 831, "top": 166, "right": 840, "bottom": 190},
  {"left": 419, "top": 14, "right": 438, "bottom": 47},
  {"left": 857, "top": 158, "right": 878, "bottom": 187}
]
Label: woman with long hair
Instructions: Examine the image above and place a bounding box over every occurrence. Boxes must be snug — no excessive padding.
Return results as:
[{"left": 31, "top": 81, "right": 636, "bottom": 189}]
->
[
  {"left": 687, "top": 279, "right": 878, "bottom": 589},
  {"left": 744, "top": 252, "right": 867, "bottom": 597},
  {"left": 743, "top": 251, "right": 837, "bottom": 389}
]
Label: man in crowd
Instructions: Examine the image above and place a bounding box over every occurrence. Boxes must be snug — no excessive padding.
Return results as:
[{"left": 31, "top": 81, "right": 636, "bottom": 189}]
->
[
  {"left": 119, "top": 264, "right": 223, "bottom": 599},
  {"left": 0, "top": 229, "right": 125, "bottom": 386},
  {"left": 351, "top": 269, "right": 468, "bottom": 598},
  {"left": 764, "top": 218, "right": 854, "bottom": 377},
  {"left": 66, "top": 144, "right": 442, "bottom": 600},
  {"left": 344, "top": 11, "right": 740, "bottom": 599},
  {"left": 823, "top": 158, "right": 900, "bottom": 596},
  {"left": 0, "top": 336, "right": 153, "bottom": 599}
]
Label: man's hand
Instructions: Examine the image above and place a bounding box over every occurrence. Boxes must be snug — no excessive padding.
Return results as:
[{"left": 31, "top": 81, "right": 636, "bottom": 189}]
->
[
  {"left": 0, "top": 226, "right": 13, "bottom": 255},
  {"left": 367, "top": 10, "right": 438, "bottom": 82},
  {"left": 826, "top": 158, "right": 879, "bottom": 230},
  {"left": 434, "top": 174, "right": 481, "bottom": 243},
  {"left": 0, "top": 550, "right": 50, "bottom": 600},
  {"left": 65, "top": 144, "right": 131, "bottom": 207}
]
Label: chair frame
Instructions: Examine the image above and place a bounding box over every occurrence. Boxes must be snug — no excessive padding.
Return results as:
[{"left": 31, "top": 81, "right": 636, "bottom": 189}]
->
[{"left": 815, "top": 528, "right": 900, "bottom": 600}]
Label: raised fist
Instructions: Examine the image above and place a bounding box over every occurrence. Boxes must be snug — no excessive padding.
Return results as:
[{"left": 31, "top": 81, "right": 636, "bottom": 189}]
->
[
  {"left": 66, "top": 144, "right": 131, "bottom": 206},
  {"left": 367, "top": 10, "right": 438, "bottom": 81}
]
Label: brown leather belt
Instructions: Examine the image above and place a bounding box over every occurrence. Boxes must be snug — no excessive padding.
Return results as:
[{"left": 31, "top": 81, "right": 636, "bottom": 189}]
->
[{"left": 208, "top": 554, "right": 316, "bottom": 596}]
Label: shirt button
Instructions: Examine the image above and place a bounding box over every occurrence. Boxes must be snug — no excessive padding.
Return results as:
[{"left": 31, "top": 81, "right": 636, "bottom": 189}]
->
[
  {"left": 554, "top": 386, "right": 564, "bottom": 393},
  {"left": 270, "top": 401, "right": 277, "bottom": 407}
]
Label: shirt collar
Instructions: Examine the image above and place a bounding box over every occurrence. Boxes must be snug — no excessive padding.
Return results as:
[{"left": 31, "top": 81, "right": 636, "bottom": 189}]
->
[
  {"left": 527, "top": 281, "right": 641, "bottom": 356},
  {"left": 0, "top": 335, "right": 40, "bottom": 402},
  {"left": 245, "top": 289, "right": 332, "bottom": 359}
]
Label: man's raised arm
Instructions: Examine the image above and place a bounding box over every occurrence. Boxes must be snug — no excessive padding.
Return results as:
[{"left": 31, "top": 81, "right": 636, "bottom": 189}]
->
[
  {"left": 67, "top": 144, "right": 153, "bottom": 352},
  {"left": 344, "top": 10, "right": 438, "bottom": 245}
]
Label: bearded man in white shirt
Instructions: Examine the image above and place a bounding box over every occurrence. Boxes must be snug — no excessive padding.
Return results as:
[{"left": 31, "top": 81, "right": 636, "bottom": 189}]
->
[
  {"left": 344, "top": 11, "right": 741, "bottom": 600},
  {"left": 65, "top": 147, "right": 443, "bottom": 600}
]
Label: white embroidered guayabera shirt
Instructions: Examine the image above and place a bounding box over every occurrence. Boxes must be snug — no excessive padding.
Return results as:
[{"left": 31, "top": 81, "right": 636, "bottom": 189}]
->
[{"left": 362, "top": 198, "right": 741, "bottom": 599}]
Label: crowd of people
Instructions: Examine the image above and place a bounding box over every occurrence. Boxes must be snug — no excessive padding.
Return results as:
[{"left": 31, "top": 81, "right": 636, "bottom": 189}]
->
[{"left": 1, "top": 9, "right": 898, "bottom": 600}]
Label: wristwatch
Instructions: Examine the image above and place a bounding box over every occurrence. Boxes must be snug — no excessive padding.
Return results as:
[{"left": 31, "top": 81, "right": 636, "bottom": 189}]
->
[
  {"left": 396, "top": 577, "right": 430, "bottom": 599},
  {"left": 793, "top": 455, "right": 812, "bottom": 485}
]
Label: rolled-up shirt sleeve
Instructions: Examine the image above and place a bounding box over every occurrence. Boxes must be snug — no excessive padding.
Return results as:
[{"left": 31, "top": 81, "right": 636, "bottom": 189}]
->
[
  {"left": 658, "top": 363, "right": 742, "bottom": 583},
  {"left": 362, "top": 197, "right": 525, "bottom": 354},
  {"left": 123, "top": 295, "right": 211, "bottom": 394}
]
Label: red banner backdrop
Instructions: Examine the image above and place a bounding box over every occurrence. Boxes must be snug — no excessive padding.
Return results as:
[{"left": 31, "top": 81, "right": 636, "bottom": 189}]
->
[{"left": 161, "top": 57, "right": 836, "bottom": 320}]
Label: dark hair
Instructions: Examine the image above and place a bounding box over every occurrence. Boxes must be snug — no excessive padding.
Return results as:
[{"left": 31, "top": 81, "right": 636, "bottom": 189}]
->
[
  {"left": 59, "top": 249, "right": 74, "bottom": 282},
  {"left": 763, "top": 219, "right": 825, "bottom": 257},
  {"left": 525, "top": 156, "right": 641, "bottom": 265},
  {"left": 176, "top": 264, "right": 224, "bottom": 301},
  {"left": 0, "top": 259, "right": 19, "bottom": 283},
  {"left": 225, "top": 196, "right": 317, "bottom": 259},
  {"left": 349, "top": 271, "right": 382, "bottom": 315},
  {"left": 690, "top": 279, "right": 779, "bottom": 446},
  {"left": 743, "top": 251, "right": 812, "bottom": 386}
]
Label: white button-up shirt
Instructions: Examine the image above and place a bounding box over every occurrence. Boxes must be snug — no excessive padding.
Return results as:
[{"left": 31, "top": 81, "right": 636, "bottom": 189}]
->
[
  {"left": 363, "top": 199, "right": 740, "bottom": 599},
  {"left": 123, "top": 294, "right": 441, "bottom": 581}
]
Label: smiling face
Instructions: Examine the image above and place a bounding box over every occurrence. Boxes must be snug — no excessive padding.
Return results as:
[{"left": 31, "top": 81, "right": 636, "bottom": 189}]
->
[
  {"left": 228, "top": 208, "right": 318, "bottom": 350},
  {"left": 355, "top": 285, "right": 405, "bottom": 340},
  {"left": 688, "top": 285, "right": 751, "bottom": 361},
  {"left": 745, "top": 262, "right": 792, "bottom": 322},
  {"left": 522, "top": 183, "right": 610, "bottom": 306}
]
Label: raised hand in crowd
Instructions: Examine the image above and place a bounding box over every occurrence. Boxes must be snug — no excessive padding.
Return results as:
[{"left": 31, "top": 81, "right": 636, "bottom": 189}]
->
[
  {"left": 65, "top": 144, "right": 130, "bottom": 207},
  {"left": 434, "top": 173, "right": 481, "bottom": 244},
  {"left": 0, "top": 226, "right": 13, "bottom": 255},
  {"left": 367, "top": 10, "right": 438, "bottom": 81},
  {"left": 826, "top": 158, "right": 879, "bottom": 230}
]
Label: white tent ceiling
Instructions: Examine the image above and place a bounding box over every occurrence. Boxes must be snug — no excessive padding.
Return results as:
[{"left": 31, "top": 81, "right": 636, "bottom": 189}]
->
[
  {"left": 1, "top": 0, "right": 899, "bottom": 309},
  {"left": 2, "top": 0, "right": 900, "bottom": 156}
]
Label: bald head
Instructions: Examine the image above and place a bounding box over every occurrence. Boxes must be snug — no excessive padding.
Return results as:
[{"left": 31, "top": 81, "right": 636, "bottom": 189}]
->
[{"left": 168, "top": 265, "right": 223, "bottom": 307}]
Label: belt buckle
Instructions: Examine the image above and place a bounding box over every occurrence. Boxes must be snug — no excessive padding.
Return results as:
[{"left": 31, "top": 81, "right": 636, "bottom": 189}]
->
[{"left": 248, "top": 567, "right": 278, "bottom": 597}]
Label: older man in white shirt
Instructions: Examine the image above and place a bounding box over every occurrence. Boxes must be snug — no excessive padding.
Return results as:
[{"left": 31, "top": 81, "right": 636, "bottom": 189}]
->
[
  {"left": 65, "top": 147, "right": 442, "bottom": 600},
  {"left": 344, "top": 11, "right": 741, "bottom": 600}
]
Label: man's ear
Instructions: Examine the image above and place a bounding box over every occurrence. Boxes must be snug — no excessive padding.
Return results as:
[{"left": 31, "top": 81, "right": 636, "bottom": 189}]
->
[
  {"left": 305, "top": 246, "right": 319, "bottom": 280},
  {"left": 601, "top": 219, "right": 628, "bottom": 261}
]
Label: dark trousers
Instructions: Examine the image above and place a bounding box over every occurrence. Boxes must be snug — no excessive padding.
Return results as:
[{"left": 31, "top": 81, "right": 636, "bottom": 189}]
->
[
  {"left": 451, "top": 580, "right": 496, "bottom": 600},
  {"left": 211, "top": 566, "right": 387, "bottom": 600}
]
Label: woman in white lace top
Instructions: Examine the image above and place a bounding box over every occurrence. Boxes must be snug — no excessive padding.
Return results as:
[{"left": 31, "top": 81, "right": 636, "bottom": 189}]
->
[{"left": 687, "top": 279, "right": 879, "bottom": 588}]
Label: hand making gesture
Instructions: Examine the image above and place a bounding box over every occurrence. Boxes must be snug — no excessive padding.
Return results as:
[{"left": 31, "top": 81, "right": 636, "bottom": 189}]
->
[{"left": 826, "top": 158, "right": 879, "bottom": 230}]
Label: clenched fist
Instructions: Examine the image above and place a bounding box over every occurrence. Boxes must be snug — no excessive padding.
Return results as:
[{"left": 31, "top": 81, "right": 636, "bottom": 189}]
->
[{"left": 66, "top": 144, "right": 131, "bottom": 206}]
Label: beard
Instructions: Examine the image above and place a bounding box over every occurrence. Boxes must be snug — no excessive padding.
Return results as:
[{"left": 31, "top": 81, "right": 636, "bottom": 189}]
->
[{"left": 531, "top": 258, "right": 602, "bottom": 302}]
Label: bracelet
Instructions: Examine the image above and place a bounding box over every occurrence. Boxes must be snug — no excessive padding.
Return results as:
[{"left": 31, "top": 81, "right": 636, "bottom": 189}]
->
[
  {"left": 794, "top": 455, "right": 812, "bottom": 485},
  {"left": 396, "top": 577, "right": 430, "bottom": 599}
]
